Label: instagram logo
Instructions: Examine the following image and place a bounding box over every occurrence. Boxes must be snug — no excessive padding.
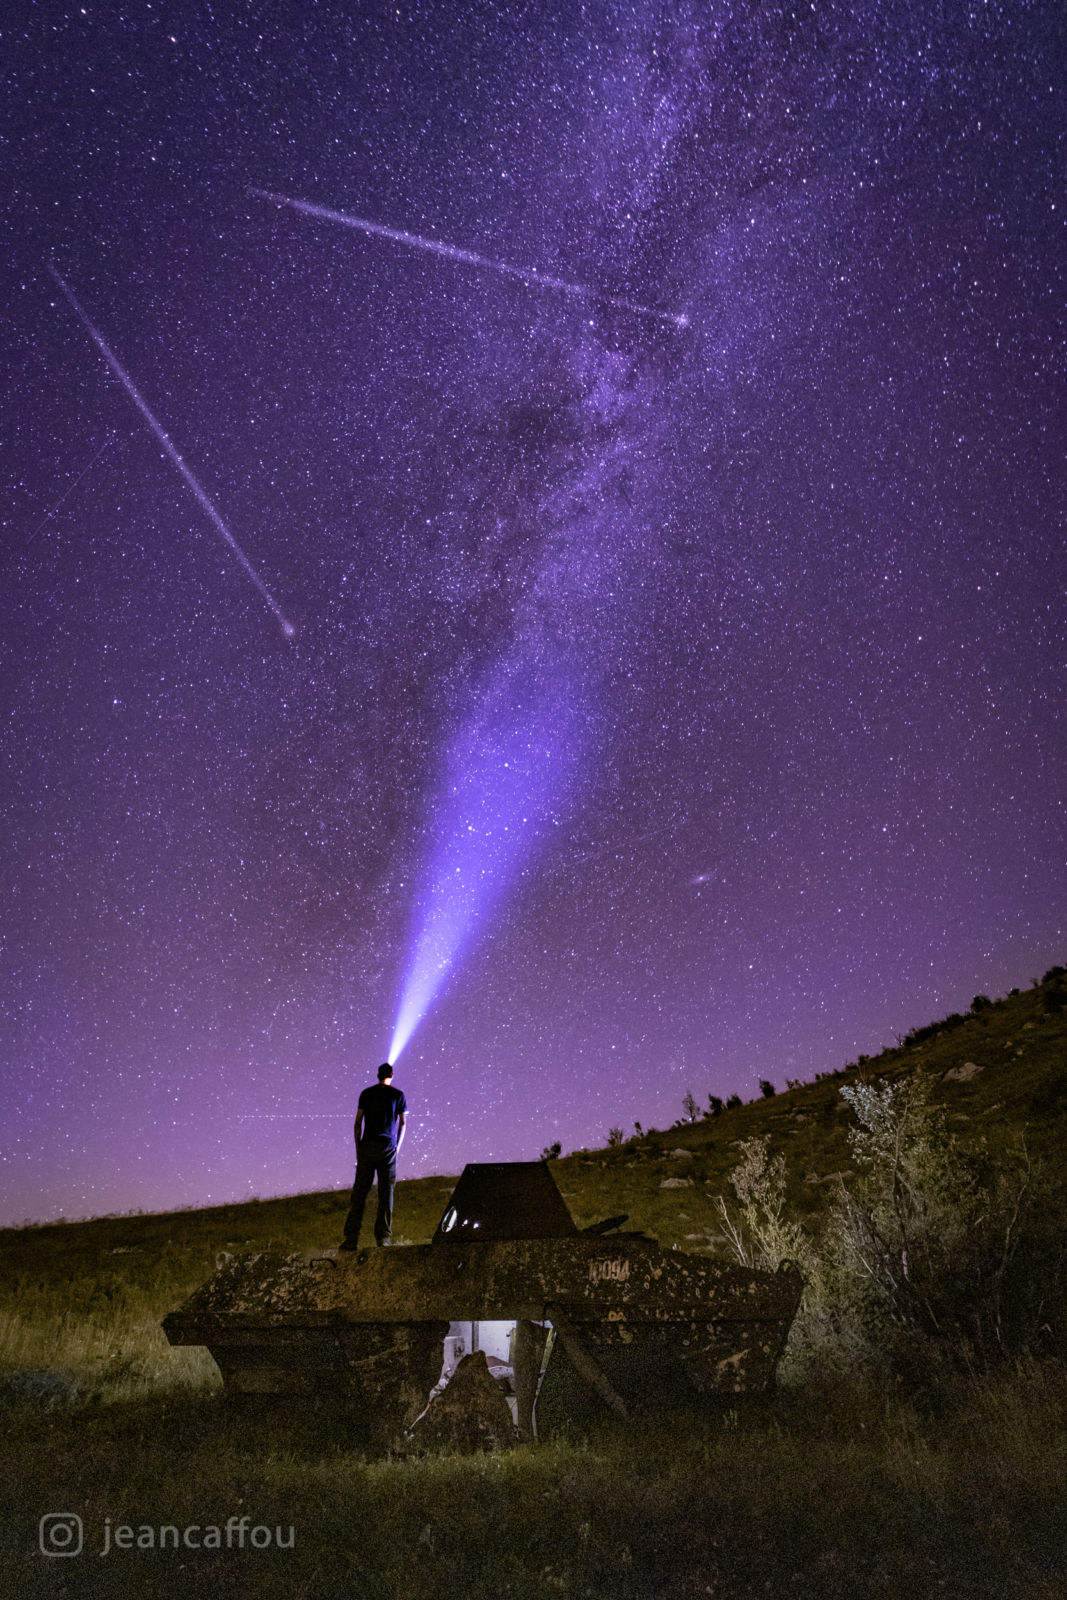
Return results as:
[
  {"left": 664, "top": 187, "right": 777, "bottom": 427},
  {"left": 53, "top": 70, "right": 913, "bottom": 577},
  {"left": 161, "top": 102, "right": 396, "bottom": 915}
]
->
[{"left": 39, "top": 1513, "right": 83, "bottom": 1557}]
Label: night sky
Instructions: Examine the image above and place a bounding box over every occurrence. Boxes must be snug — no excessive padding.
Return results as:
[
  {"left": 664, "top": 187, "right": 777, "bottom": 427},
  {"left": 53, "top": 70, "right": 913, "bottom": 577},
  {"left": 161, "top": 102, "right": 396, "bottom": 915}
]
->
[{"left": 4, "top": 2, "right": 1063, "bottom": 1225}]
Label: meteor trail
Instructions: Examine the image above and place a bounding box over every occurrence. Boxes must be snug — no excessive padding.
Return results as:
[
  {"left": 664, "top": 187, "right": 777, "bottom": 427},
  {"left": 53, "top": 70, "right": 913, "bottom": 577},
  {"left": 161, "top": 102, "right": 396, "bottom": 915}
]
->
[
  {"left": 251, "top": 188, "right": 690, "bottom": 330},
  {"left": 46, "top": 265, "right": 295, "bottom": 638},
  {"left": 27, "top": 431, "right": 114, "bottom": 546}
]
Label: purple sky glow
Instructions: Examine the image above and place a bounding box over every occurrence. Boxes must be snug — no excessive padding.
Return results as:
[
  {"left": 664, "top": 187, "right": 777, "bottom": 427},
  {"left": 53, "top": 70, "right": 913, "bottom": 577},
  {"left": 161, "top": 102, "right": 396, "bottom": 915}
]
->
[{"left": 2, "top": 1, "right": 1063, "bottom": 1225}]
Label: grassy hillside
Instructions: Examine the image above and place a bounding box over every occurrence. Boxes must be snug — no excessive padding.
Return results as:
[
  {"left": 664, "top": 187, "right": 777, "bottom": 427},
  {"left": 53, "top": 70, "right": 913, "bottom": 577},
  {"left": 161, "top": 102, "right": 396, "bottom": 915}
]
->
[
  {"left": 1, "top": 971, "right": 1064, "bottom": 1598},
  {"left": 1, "top": 967, "right": 1063, "bottom": 1404},
  {"left": 555, "top": 966, "right": 1067, "bottom": 1244}
]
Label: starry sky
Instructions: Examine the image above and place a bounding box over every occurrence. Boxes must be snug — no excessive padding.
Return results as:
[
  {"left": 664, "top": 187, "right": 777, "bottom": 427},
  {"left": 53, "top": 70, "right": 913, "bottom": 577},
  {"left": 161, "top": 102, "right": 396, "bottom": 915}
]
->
[{"left": 3, "top": 1, "right": 1064, "bottom": 1225}]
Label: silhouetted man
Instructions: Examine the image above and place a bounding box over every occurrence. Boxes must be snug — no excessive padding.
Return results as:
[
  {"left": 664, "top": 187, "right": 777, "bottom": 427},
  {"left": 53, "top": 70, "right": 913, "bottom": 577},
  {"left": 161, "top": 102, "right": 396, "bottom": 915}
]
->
[{"left": 340, "top": 1062, "right": 406, "bottom": 1249}]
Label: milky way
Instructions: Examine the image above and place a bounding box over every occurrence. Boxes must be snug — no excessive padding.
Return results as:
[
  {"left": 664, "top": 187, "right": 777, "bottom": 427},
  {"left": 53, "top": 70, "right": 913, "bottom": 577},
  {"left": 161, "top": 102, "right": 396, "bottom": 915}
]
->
[{"left": 2, "top": 1, "right": 1063, "bottom": 1223}]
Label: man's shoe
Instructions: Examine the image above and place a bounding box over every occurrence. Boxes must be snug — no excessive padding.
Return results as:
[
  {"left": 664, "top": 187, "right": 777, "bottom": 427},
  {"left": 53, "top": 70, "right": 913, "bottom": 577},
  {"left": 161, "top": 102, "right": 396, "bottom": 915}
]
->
[
  {"left": 338, "top": 1241, "right": 359, "bottom": 1251},
  {"left": 376, "top": 1238, "right": 391, "bottom": 1248}
]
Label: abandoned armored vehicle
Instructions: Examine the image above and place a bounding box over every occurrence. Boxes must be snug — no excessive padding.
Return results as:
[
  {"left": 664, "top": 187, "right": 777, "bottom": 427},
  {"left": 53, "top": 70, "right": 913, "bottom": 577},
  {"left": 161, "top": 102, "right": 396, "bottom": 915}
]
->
[{"left": 164, "top": 1161, "right": 802, "bottom": 1440}]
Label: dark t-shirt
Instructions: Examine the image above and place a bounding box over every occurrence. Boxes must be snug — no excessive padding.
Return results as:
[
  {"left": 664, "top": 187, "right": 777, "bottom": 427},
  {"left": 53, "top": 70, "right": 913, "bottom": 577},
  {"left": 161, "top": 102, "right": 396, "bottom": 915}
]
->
[{"left": 357, "top": 1083, "right": 407, "bottom": 1150}]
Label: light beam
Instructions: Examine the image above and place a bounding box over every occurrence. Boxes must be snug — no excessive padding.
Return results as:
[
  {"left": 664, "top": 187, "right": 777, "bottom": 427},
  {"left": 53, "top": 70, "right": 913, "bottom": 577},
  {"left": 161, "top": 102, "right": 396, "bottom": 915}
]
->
[
  {"left": 250, "top": 188, "right": 690, "bottom": 330},
  {"left": 47, "top": 265, "right": 295, "bottom": 638},
  {"left": 387, "top": 669, "right": 586, "bottom": 1064}
]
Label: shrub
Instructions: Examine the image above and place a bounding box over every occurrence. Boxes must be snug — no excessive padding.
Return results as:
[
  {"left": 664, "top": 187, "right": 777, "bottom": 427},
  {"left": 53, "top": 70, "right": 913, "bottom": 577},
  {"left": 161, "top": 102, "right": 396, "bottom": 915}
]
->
[
  {"left": 725, "top": 1094, "right": 742, "bottom": 1110},
  {"left": 681, "top": 1090, "right": 700, "bottom": 1123},
  {"left": 898, "top": 1012, "right": 967, "bottom": 1049},
  {"left": 705, "top": 1095, "right": 724, "bottom": 1118},
  {"left": 717, "top": 1137, "right": 813, "bottom": 1273},
  {"left": 828, "top": 1072, "right": 1062, "bottom": 1375},
  {"left": 606, "top": 1127, "right": 624, "bottom": 1148},
  {"left": 759, "top": 1079, "right": 775, "bottom": 1098},
  {"left": 719, "top": 1071, "right": 1067, "bottom": 1386},
  {"left": 540, "top": 1142, "right": 561, "bottom": 1161}
]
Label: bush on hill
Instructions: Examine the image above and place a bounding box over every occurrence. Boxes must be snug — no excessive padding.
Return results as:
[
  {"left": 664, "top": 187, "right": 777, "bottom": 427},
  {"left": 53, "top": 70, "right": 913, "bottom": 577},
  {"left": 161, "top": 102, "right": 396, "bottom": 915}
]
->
[{"left": 718, "top": 1069, "right": 1067, "bottom": 1386}]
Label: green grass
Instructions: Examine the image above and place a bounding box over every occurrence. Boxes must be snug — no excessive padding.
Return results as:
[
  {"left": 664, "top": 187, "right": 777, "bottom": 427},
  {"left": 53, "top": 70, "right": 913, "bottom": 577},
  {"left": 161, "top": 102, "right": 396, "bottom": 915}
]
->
[
  {"left": 1, "top": 971, "right": 1064, "bottom": 1596},
  {"left": 2, "top": 1363, "right": 1065, "bottom": 1598}
]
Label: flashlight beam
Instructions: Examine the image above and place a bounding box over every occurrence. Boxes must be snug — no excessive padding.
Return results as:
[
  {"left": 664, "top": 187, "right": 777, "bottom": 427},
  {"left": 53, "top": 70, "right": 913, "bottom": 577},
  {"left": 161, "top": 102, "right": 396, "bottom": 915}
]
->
[
  {"left": 251, "top": 189, "right": 690, "bottom": 331},
  {"left": 47, "top": 264, "right": 295, "bottom": 638}
]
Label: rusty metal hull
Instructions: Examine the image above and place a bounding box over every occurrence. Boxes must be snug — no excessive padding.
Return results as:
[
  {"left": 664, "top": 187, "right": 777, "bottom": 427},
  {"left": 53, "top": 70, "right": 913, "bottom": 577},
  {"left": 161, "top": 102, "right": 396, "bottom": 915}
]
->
[
  {"left": 533, "top": 1312, "right": 793, "bottom": 1436},
  {"left": 164, "top": 1238, "right": 802, "bottom": 1426},
  {"left": 202, "top": 1319, "right": 449, "bottom": 1429},
  {"left": 165, "top": 1239, "right": 801, "bottom": 1330}
]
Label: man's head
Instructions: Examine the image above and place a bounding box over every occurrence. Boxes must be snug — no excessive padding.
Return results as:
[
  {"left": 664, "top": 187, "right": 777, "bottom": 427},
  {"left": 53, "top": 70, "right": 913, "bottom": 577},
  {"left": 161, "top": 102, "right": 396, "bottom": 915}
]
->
[{"left": 377, "top": 1062, "right": 393, "bottom": 1083}]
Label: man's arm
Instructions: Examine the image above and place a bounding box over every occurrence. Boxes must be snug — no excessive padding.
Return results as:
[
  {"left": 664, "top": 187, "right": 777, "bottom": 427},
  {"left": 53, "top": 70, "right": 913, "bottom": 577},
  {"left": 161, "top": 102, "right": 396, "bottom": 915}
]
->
[
  {"left": 395, "top": 1111, "right": 405, "bottom": 1154},
  {"left": 354, "top": 1106, "right": 364, "bottom": 1145}
]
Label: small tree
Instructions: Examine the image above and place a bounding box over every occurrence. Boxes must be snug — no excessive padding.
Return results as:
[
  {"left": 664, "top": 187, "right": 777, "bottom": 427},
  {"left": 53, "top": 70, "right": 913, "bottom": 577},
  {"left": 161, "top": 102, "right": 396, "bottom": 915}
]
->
[
  {"left": 759, "top": 1078, "right": 775, "bottom": 1098},
  {"left": 540, "top": 1142, "right": 561, "bottom": 1161},
  {"left": 607, "top": 1126, "right": 624, "bottom": 1148},
  {"left": 725, "top": 1093, "right": 742, "bottom": 1110},
  {"left": 705, "top": 1095, "right": 724, "bottom": 1118},
  {"left": 633, "top": 1120, "right": 643, "bottom": 1137},
  {"left": 717, "top": 1136, "right": 813, "bottom": 1274},
  {"left": 682, "top": 1089, "right": 700, "bottom": 1123}
]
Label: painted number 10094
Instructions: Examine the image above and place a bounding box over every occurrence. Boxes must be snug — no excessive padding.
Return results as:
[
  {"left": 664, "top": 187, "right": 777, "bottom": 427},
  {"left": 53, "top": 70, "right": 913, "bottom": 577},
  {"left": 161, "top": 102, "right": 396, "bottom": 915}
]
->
[{"left": 588, "top": 1258, "right": 630, "bottom": 1284}]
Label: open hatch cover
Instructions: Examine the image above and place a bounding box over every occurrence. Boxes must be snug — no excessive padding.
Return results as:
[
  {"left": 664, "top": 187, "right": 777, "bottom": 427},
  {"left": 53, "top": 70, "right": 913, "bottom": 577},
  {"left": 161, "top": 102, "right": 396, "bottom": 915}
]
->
[{"left": 433, "top": 1161, "right": 578, "bottom": 1243}]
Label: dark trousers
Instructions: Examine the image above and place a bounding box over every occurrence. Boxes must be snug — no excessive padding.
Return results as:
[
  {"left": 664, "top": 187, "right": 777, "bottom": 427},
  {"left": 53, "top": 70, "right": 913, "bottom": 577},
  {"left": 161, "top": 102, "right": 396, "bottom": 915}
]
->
[{"left": 343, "top": 1140, "right": 396, "bottom": 1246}]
